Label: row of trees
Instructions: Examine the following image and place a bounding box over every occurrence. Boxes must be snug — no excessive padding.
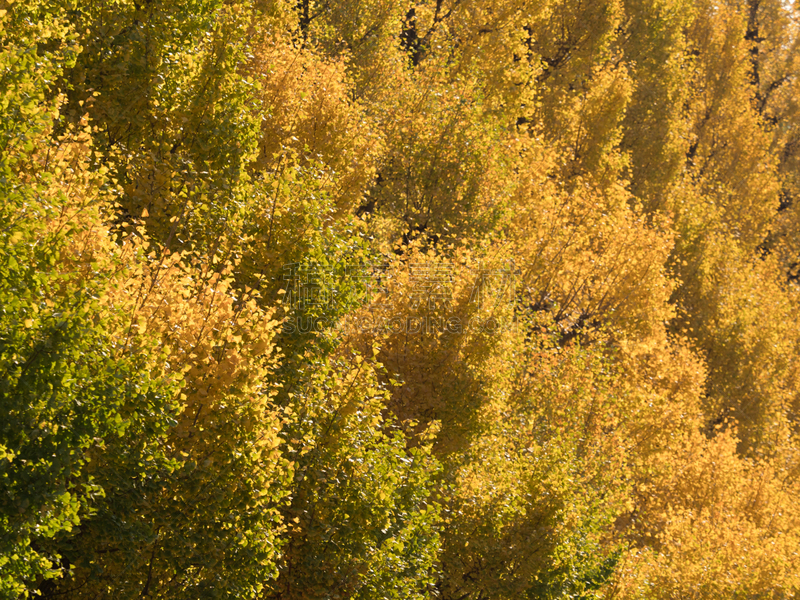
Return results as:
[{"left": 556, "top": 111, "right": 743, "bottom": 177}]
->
[{"left": 2, "top": 0, "right": 800, "bottom": 597}]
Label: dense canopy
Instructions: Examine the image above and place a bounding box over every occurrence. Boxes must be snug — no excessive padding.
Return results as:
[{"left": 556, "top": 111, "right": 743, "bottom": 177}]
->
[{"left": 2, "top": 0, "right": 800, "bottom": 598}]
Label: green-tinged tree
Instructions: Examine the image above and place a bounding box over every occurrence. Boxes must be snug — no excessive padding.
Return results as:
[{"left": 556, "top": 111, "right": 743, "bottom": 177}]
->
[
  {"left": 270, "top": 351, "right": 440, "bottom": 600},
  {"left": 0, "top": 7, "right": 181, "bottom": 592},
  {"left": 1, "top": 6, "right": 292, "bottom": 596}
]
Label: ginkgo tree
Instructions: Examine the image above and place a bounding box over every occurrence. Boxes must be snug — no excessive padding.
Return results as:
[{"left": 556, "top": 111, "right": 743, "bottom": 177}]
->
[{"left": 3, "top": 0, "right": 800, "bottom": 598}]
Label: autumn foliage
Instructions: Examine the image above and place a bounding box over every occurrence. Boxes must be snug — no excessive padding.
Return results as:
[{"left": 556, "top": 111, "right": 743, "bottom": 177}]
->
[{"left": 2, "top": 0, "right": 800, "bottom": 598}]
